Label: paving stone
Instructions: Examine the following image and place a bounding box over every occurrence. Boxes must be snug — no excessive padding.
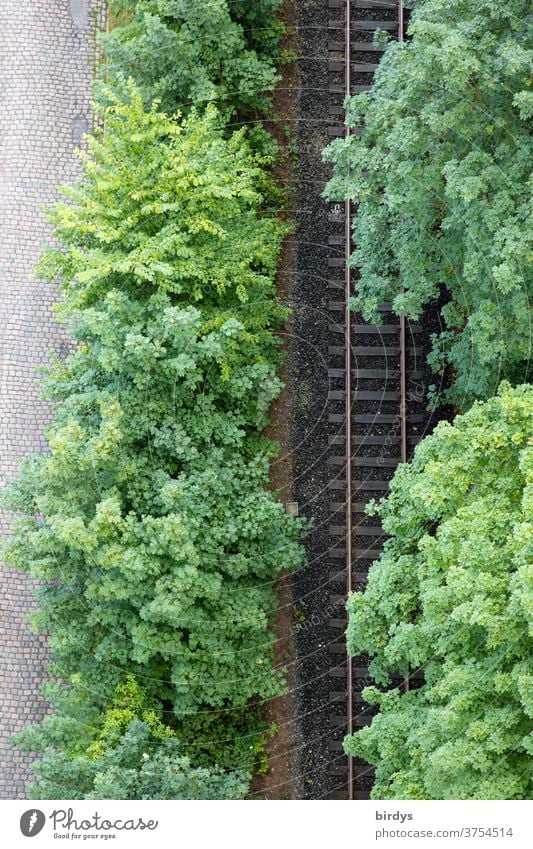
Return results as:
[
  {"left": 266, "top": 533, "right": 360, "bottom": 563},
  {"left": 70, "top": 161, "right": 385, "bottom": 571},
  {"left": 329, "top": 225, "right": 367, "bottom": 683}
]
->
[{"left": 0, "top": 0, "right": 107, "bottom": 799}]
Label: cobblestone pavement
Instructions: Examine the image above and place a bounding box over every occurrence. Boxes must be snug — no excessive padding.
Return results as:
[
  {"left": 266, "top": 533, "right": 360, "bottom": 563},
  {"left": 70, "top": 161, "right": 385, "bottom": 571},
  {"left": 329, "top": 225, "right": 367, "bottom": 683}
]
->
[{"left": 0, "top": 0, "right": 106, "bottom": 799}]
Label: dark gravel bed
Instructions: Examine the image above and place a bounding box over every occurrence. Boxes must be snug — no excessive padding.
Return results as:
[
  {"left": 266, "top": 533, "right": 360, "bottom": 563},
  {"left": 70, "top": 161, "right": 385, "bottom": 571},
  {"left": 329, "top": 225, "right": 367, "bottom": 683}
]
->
[{"left": 286, "top": 0, "right": 448, "bottom": 800}]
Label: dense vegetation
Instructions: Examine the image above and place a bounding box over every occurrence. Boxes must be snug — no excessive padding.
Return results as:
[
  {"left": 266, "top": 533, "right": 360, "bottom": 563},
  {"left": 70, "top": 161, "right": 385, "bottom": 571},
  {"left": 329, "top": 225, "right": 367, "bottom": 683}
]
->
[
  {"left": 325, "top": 0, "right": 532, "bottom": 407},
  {"left": 7, "top": 0, "right": 531, "bottom": 803},
  {"left": 345, "top": 384, "right": 533, "bottom": 799},
  {"left": 100, "top": 0, "right": 284, "bottom": 117},
  {"left": 5, "top": 1, "right": 302, "bottom": 800},
  {"left": 325, "top": 0, "right": 533, "bottom": 799},
  {"left": 18, "top": 679, "right": 250, "bottom": 800}
]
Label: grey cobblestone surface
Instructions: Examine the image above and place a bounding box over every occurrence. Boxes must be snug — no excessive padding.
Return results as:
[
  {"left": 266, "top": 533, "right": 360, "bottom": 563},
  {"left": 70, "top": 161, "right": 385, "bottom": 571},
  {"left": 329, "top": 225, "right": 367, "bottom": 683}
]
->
[{"left": 0, "top": 0, "right": 106, "bottom": 799}]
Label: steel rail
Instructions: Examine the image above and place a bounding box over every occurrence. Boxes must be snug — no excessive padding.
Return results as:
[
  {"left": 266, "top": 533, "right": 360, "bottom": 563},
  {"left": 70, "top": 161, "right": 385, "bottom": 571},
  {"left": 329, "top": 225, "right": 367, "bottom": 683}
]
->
[
  {"left": 398, "top": 2, "right": 407, "bottom": 469},
  {"left": 397, "top": 0, "right": 410, "bottom": 698},
  {"left": 344, "top": 0, "right": 406, "bottom": 800},
  {"left": 344, "top": 0, "right": 354, "bottom": 803}
]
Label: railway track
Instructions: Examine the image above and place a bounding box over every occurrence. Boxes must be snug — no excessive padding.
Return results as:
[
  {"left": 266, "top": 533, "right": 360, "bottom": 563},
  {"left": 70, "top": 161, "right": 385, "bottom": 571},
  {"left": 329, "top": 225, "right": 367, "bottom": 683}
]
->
[{"left": 324, "top": 0, "right": 423, "bottom": 800}]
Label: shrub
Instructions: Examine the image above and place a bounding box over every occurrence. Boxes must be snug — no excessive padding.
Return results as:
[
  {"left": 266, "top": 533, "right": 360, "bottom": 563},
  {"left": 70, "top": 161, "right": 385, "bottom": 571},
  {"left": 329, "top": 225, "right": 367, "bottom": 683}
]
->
[
  {"left": 4, "top": 87, "right": 304, "bottom": 795},
  {"left": 325, "top": 0, "right": 533, "bottom": 407},
  {"left": 344, "top": 383, "right": 533, "bottom": 799}
]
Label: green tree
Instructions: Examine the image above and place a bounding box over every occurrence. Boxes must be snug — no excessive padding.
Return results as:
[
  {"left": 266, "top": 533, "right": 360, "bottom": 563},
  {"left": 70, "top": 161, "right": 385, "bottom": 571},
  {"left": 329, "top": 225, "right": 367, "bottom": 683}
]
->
[
  {"left": 38, "top": 87, "right": 287, "bottom": 321},
  {"left": 344, "top": 383, "right": 533, "bottom": 799},
  {"left": 16, "top": 679, "right": 249, "bottom": 800},
  {"left": 100, "top": 0, "right": 283, "bottom": 117},
  {"left": 325, "top": 0, "right": 533, "bottom": 407},
  {"left": 4, "top": 87, "right": 304, "bottom": 792}
]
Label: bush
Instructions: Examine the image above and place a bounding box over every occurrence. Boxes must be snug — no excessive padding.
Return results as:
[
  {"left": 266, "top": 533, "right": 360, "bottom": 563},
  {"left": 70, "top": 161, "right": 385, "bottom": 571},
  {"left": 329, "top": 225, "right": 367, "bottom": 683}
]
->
[
  {"left": 100, "top": 0, "right": 284, "bottom": 117},
  {"left": 344, "top": 383, "right": 533, "bottom": 799},
  {"left": 325, "top": 0, "right": 533, "bottom": 407},
  {"left": 4, "top": 87, "right": 304, "bottom": 794}
]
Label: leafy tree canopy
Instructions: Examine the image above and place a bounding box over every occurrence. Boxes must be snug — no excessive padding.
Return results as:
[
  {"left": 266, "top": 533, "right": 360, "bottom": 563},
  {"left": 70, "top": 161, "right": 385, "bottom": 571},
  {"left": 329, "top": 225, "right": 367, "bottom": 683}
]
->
[
  {"left": 39, "top": 86, "right": 287, "bottom": 321},
  {"left": 325, "top": 0, "right": 533, "bottom": 407},
  {"left": 345, "top": 383, "right": 533, "bottom": 799},
  {"left": 100, "top": 0, "right": 284, "bottom": 117},
  {"left": 16, "top": 679, "right": 249, "bottom": 799},
  {"left": 4, "top": 86, "right": 304, "bottom": 793}
]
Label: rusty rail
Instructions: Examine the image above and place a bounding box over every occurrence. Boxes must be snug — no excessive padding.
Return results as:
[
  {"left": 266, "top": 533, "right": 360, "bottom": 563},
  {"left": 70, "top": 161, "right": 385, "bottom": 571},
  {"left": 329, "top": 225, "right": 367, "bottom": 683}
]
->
[
  {"left": 344, "top": 0, "right": 354, "bottom": 802},
  {"left": 327, "top": 0, "right": 415, "bottom": 801}
]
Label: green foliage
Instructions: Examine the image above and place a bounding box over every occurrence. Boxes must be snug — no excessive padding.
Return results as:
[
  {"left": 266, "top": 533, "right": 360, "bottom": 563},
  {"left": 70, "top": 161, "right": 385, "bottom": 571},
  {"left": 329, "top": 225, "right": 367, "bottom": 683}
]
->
[
  {"left": 325, "top": 0, "right": 533, "bottom": 407},
  {"left": 16, "top": 680, "right": 249, "bottom": 800},
  {"left": 5, "top": 87, "right": 304, "bottom": 796},
  {"left": 100, "top": 1, "right": 283, "bottom": 117},
  {"left": 40, "top": 88, "right": 287, "bottom": 317},
  {"left": 86, "top": 676, "right": 175, "bottom": 760},
  {"left": 344, "top": 383, "right": 533, "bottom": 799}
]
